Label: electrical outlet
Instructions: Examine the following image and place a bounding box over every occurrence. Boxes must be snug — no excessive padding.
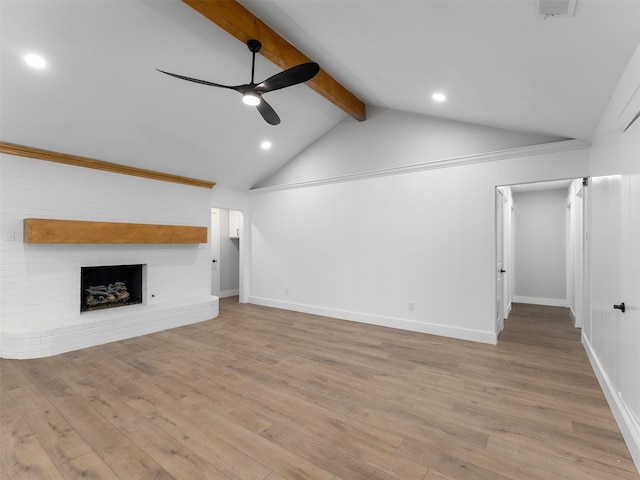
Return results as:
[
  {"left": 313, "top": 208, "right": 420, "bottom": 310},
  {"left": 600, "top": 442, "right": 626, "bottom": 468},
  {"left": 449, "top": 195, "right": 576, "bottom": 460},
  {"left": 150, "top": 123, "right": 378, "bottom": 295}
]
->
[
  {"left": 408, "top": 301, "right": 415, "bottom": 312},
  {"left": 3, "top": 230, "right": 15, "bottom": 241}
]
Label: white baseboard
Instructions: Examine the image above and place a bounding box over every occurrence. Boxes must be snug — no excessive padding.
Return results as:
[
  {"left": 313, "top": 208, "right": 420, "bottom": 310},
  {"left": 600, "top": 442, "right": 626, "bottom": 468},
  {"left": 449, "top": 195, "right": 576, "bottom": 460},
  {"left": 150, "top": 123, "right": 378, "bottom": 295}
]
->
[
  {"left": 248, "top": 297, "right": 497, "bottom": 345},
  {"left": 219, "top": 289, "right": 239, "bottom": 298},
  {"left": 583, "top": 334, "right": 640, "bottom": 474},
  {"left": 569, "top": 307, "right": 577, "bottom": 326},
  {"left": 513, "top": 295, "right": 569, "bottom": 308}
]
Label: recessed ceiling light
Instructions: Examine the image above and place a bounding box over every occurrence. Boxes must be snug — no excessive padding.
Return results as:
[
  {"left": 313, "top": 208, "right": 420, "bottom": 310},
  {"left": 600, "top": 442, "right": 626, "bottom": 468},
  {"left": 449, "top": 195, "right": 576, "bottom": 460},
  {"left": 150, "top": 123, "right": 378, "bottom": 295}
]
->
[
  {"left": 24, "top": 53, "right": 47, "bottom": 69},
  {"left": 432, "top": 92, "right": 446, "bottom": 102},
  {"left": 261, "top": 141, "right": 272, "bottom": 150}
]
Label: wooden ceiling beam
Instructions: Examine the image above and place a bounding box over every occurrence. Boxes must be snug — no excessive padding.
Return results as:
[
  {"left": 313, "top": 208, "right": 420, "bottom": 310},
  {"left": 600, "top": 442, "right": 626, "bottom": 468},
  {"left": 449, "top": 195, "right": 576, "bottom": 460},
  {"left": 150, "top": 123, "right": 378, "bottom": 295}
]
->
[{"left": 181, "top": 0, "right": 366, "bottom": 122}]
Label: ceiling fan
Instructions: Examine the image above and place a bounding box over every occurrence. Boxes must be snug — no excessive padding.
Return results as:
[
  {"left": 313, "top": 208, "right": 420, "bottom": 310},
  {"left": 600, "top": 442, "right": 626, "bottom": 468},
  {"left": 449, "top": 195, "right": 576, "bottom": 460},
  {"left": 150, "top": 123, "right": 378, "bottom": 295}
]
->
[{"left": 157, "top": 39, "right": 320, "bottom": 125}]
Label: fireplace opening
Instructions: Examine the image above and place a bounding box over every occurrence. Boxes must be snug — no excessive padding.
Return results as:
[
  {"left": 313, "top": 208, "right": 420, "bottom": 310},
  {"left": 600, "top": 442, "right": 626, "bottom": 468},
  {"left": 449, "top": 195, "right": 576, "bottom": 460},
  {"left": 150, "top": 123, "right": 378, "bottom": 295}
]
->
[{"left": 81, "top": 264, "right": 143, "bottom": 312}]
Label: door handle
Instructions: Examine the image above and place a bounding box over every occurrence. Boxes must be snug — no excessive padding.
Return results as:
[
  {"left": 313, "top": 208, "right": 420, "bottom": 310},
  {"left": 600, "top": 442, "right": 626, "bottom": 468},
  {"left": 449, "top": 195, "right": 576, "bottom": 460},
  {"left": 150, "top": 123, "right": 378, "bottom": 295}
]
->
[
  {"left": 500, "top": 269, "right": 506, "bottom": 273},
  {"left": 212, "top": 259, "right": 217, "bottom": 263},
  {"left": 613, "top": 302, "right": 626, "bottom": 313}
]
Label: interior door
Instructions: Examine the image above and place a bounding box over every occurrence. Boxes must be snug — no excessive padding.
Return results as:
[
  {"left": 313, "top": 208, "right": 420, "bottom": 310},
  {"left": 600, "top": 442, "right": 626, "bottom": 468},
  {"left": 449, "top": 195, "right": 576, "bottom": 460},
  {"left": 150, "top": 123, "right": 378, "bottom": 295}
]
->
[
  {"left": 496, "top": 188, "right": 505, "bottom": 334},
  {"left": 618, "top": 117, "right": 640, "bottom": 422},
  {"left": 572, "top": 185, "right": 585, "bottom": 328},
  {"left": 210, "top": 208, "right": 221, "bottom": 296}
]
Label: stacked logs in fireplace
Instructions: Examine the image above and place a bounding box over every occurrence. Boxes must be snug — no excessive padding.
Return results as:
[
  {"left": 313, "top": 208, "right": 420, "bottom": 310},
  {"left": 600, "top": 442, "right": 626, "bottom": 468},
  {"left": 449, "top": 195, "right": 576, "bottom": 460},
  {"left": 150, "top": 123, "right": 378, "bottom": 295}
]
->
[
  {"left": 85, "top": 282, "right": 130, "bottom": 307},
  {"left": 81, "top": 264, "right": 143, "bottom": 312}
]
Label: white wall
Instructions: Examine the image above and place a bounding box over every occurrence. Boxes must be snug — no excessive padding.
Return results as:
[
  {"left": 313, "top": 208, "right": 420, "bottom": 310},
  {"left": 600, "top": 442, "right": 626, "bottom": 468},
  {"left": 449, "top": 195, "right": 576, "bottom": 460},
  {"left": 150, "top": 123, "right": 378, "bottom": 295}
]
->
[
  {"left": 585, "top": 42, "right": 640, "bottom": 470},
  {"left": 211, "top": 186, "right": 249, "bottom": 212},
  {"left": 512, "top": 188, "right": 568, "bottom": 307},
  {"left": 252, "top": 162, "right": 496, "bottom": 343},
  {"left": 249, "top": 126, "right": 589, "bottom": 344},
  {"left": 256, "top": 107, "right": 566, "bottom": 188},
  {"left": 0, "top": 154, "right": 217, "bottom": 358}
]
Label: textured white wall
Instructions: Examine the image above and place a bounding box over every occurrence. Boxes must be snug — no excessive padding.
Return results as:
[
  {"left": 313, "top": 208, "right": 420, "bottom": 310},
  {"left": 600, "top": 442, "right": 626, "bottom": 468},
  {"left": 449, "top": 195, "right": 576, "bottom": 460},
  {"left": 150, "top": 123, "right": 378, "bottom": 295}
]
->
[
  {"left": 0, "top": 154, "right": 216, "bottom": 358},
  {"left": 512, "top": 188, "right": 568, "bottom": 306},
  {"left": 250, "top": 142, "right": 588, "bottom": 344}
]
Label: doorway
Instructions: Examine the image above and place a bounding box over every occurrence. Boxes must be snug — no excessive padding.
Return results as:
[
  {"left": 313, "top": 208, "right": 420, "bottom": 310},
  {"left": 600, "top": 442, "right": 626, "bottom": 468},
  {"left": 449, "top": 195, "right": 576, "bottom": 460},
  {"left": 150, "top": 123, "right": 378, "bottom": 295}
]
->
[
  {"left": 495, "top": 178, "right": 586, "bottom": 336},
  {"left": 211, "top": 207, "right": 243, "bottom": 301}
]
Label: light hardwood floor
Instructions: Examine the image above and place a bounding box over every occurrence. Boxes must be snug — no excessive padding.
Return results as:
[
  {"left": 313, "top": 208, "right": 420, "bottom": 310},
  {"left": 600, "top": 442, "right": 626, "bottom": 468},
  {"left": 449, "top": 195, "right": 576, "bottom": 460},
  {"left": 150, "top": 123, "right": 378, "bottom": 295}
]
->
[{"left": 1, "top": 299, "right": 638, "bottom": 480}]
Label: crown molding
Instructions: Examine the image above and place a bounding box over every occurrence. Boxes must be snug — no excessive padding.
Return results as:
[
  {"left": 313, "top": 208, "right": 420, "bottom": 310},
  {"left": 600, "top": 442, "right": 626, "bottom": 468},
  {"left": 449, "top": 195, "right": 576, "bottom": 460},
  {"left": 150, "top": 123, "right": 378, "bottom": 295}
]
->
[{"left": 250, "top": 139, "right": 591, "bottom": 193}]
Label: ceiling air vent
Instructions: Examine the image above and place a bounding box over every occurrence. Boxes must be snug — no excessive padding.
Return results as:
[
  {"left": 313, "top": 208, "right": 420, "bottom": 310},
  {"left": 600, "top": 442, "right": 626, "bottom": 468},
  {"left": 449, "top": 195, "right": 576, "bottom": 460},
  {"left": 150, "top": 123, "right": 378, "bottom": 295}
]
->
[{"left": 537, "top": 0, "right": 577, "bottom": 17}]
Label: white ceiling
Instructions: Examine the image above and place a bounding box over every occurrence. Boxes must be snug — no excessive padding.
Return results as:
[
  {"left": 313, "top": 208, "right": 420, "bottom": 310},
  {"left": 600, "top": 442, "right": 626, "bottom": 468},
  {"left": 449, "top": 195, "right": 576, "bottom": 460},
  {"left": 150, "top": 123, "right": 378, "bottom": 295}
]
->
[{"left": 1, "top": 0, "right": 639, "bottom": 190}]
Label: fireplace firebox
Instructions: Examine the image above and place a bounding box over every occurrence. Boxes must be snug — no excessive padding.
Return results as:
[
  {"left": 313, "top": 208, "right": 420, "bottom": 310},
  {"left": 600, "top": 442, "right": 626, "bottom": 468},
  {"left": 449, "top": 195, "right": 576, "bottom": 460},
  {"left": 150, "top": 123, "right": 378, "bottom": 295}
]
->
[{"left": 81, "top": 264, "right": 143, "bottom": 312}]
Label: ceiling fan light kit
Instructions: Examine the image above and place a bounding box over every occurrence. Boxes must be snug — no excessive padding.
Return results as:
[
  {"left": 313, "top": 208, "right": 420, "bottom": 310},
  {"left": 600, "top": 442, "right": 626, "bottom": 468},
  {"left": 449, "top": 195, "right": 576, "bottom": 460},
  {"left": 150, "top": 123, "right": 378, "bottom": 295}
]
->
[
  {"left": 157, "top": 39, "right": 320, "bottom": 125},
  {"left": 242, "top": 93, "right": 261, "bottom": 106}
]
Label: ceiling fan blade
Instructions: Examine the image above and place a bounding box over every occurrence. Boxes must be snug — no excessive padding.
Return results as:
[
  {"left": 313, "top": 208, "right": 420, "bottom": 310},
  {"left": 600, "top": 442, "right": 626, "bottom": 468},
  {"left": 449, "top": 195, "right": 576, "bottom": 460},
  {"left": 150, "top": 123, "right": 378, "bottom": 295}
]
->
[
  {"left": 255, "top": 63, "right": 320, "bottom": 94},
  {"left": 156, "top": 69, "right": 239, "bottom": 91},
  {"left": 256, "top": 96, "right": 281, "bottom": 125}
]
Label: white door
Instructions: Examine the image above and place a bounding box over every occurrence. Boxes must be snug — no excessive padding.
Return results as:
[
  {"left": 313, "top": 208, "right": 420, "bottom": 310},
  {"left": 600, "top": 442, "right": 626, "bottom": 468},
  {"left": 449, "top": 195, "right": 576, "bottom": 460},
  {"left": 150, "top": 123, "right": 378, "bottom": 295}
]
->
[
  {"left": 618, "top": 118, "right": 640, "bottom": 421},
  {"left": 496, "top": 188, "right": 505, "bottom": 334},
  {"left": 210, "top": 208, "right": 221, "bottom": 296},
  {"left": 570, "top": 185, "right": 585, "bottom": 327},
  {"left": 503, "top": 189, "right": 512, "bottom": 319}
]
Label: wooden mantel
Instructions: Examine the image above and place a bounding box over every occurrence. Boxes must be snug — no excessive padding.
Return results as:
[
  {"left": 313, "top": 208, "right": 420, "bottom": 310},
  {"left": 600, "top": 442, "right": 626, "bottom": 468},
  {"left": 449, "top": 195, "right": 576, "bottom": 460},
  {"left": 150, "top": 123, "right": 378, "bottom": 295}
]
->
[{"left": 24, "top": 218, "right": 208, "bottom": 244}]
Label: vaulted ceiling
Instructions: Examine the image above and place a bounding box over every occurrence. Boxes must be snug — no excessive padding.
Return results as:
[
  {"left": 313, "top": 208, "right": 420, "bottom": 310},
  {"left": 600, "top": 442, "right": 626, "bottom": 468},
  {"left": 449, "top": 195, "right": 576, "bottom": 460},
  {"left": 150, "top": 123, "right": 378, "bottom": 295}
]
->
[{"left": 1, "top": 0, "right": 639, "bottom": 190}]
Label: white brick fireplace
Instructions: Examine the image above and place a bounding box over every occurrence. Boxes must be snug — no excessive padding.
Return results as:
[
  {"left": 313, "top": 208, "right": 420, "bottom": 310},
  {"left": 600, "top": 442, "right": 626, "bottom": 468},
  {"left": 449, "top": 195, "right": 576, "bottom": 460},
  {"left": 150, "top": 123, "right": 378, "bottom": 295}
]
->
[{"left": 0, "top": 154, "right": 218, "bottom": 359}]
